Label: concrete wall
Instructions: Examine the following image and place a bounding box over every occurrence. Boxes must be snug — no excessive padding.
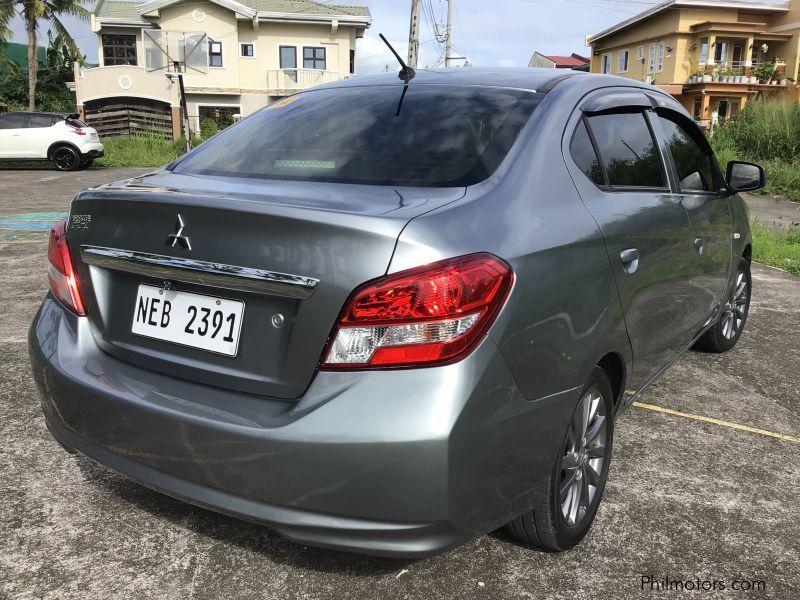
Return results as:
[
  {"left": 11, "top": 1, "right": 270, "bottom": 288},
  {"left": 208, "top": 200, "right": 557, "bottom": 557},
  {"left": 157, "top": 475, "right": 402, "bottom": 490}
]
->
[
  {"left": 153, "top": 2, "right": 244, "bottom": 91},
  {"left": 76, "top": 64, "right": 179, "bottom": 106}
]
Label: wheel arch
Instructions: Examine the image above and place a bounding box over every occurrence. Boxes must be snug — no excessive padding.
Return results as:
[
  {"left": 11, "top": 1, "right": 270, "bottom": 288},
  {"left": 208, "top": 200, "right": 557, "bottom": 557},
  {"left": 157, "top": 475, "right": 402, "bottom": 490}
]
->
[
  {"left": 596, "top": 351, "right": 626, "bottom": 409},
  {"left": 47, "top": 141, "right": 81, "bottom": 161}
]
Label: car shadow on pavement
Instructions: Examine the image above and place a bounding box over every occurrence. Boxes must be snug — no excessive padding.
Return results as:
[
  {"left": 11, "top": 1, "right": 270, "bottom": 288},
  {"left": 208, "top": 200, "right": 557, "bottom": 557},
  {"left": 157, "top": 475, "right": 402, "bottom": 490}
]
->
[{"left": 75, "top": 456, "right": 419, "bottom": 575}]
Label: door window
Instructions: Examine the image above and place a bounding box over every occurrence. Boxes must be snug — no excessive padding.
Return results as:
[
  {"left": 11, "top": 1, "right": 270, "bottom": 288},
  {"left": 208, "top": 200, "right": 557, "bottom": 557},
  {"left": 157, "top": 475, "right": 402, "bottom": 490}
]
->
[
  {"left": 657, "top": 113, "right": 716, "bottom": 193},
  {"left": 28, "top": 114, "right": 57, "bottom": 128},
  {"left": 570, "top": 119, "right": 605, "bottom": 186},
  {"left": 585, "top": 112, "right": 666, "bottom": 189},
  {"left": 0, "top": 113, "right": 27, "bottom": 129}
]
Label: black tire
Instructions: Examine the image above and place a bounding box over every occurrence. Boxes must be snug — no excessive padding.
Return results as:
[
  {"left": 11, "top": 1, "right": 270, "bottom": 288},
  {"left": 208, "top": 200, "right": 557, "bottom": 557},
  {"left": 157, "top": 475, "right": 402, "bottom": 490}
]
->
[
  {"left": 694, "top": 257, "right": 751, "bottom": 353},
  {"left": 51, "top": 145, "right": 80, "bottom": 171},
  {"left": 505, "top": 366, "right": 614, "bottom": 551},
  {"left": 79, "top": 158, "right": 94, "bottom": 169}
]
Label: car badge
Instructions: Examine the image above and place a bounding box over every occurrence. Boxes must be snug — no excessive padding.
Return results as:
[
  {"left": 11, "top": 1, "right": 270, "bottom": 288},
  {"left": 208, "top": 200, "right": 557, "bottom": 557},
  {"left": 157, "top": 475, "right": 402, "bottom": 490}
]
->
[{"left": 165, "top": 214, "right": 191, "bottom": 250}]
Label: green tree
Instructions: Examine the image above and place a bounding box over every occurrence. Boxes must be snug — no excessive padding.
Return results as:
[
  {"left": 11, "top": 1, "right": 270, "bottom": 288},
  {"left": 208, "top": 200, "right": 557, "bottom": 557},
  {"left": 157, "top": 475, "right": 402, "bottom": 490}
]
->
[
  {"left": 0, "top": 0, "right": 88, "bottom": 111},
  {"left": 1, "top": 31, "right": 77, "bottom": 112}
]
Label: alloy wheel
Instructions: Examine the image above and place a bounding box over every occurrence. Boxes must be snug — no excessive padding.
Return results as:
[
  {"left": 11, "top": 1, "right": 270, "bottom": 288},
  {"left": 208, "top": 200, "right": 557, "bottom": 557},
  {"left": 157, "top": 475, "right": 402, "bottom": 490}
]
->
[
  {"left": 721, "top": 270, "right": 748, "bottom": 340},
  {"left": 53, "top": 148, "right": 76, "bottom": 170},
  {"left": 560, "top": 388, "right": 608, "bottom": 527}
]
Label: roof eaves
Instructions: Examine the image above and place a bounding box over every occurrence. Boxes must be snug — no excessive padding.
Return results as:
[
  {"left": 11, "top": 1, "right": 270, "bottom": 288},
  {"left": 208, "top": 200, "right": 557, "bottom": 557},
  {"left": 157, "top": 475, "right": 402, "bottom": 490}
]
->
[
  {"left": 138, "top": 0, "right": 256, "bottom": 19},
  {"left": 255, "top": 10, "right": 372, "bottom": 25}
]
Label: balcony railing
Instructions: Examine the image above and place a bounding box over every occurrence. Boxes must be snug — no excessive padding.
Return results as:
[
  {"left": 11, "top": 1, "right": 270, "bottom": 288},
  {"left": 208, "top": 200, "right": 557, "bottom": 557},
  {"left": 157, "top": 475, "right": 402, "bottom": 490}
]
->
[{"left": 266, "top": 69, "right": 342, "bottom": 93}]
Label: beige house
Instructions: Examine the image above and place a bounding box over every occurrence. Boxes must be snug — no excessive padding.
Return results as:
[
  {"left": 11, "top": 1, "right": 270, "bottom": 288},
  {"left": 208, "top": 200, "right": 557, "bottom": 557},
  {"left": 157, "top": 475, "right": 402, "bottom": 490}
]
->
[
  {"left": 587, "top": 0, "right": 800, "bottom": 126},
  {"left": 77, "top": 0, "right": 371, "bottom": 137}
]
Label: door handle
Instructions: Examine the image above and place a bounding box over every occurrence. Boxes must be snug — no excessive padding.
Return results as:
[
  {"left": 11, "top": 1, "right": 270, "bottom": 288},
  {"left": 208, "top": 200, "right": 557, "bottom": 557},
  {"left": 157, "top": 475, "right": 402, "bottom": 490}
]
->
[
  {"left": 620, "top": 248, "right": 639, "bottom": 274},
  {"left": 694, "top": 237, "right": 704, "bottom": 255}
]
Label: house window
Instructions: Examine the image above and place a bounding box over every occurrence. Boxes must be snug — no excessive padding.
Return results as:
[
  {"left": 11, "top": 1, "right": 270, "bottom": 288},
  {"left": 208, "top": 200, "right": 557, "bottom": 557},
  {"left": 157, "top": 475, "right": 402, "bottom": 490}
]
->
[
  {"left": 713, "top": 41, "right": 728, "bottom": 64},
  {"left": 657, "top": 41, "right": 665, "bottom": 72},
  {"left": 618, "top": 50, "right": 629, "bottom": 73},
  {"left": 303, "top": 46, "right": 326, "bottom": 70},
  {"left": 637, "top": 46, "right": 644, "bottom": 61},
  {"left": 699, "top": 39, "right": 709, "bottom": 64},
  {"left": 208, "top": 39, "right": 223, "bottom": 67},
  {"left": 350, "top": 49, "right": 355, "bottom": 74},
  {"left": 102, "top": 34, "right": 137, "bottom": 66},
  {"left": 601, "top": 54, "right": 611, "bottom": 74},
  {"left": 694, "top": 96, "right": 702, "bottom": 119},
  {"left": 241, "top": 43, "right": 254, "bottom": 58},
  {"left": 279, "top": 45, "right": 297, "bottom": 69},
  {"left": 648, "top": 43, "right": 656, "bottom": 73}
]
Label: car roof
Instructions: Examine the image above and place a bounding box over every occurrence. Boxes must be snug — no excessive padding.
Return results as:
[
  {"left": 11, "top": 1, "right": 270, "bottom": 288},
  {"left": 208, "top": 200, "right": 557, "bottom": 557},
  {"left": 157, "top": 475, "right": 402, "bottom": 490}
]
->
[
  {"left": 316, "top": 67, "right": 666, "bottom": 99},
  {"left": 320, "top": 67, "right": 586, "bottom": 92}
]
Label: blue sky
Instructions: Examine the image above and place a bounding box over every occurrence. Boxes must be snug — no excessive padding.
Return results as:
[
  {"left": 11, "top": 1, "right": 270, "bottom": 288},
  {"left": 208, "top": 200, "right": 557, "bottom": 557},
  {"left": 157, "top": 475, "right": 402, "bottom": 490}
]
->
[{"left": 6, "top": 0, "right": 659, "bottom": 71}]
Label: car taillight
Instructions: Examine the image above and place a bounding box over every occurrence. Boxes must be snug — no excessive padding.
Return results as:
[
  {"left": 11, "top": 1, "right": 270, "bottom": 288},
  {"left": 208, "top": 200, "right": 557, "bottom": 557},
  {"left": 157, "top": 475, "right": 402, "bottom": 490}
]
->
[
  {"left": 48, "top": 219, "right": 85, "bottom": 315},
  {"left": 321, "top": 253, "right": 513, "bottom": 369},
  {"left": 67, "top": 123, "right": 86, "bottom": 135}
]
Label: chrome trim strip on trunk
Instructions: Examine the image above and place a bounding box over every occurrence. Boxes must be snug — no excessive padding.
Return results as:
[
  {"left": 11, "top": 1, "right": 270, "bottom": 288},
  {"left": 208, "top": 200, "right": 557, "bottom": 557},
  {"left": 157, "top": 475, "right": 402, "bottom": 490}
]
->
[{"left": 80, "top": 245, "right": 319, "bottom": 299}]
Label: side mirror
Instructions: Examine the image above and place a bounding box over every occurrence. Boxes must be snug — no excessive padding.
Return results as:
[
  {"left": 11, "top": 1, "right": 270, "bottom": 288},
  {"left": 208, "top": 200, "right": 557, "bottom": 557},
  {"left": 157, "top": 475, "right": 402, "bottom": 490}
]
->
[{"left": 726, "top": 161, "right": 766, "bottom": 193}]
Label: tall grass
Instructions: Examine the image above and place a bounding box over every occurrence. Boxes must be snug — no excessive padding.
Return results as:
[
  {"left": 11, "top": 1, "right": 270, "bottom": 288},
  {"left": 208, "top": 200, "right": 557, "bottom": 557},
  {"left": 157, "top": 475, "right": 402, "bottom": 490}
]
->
[
  {"left": 95, "top": 135, "right": 201, "bottom": 168},
  {"left": 711, "top": 99, "right": 800, "bottom": 201},
  {"left": 751, "top": 220, "right": 800, "bottom": 275}
]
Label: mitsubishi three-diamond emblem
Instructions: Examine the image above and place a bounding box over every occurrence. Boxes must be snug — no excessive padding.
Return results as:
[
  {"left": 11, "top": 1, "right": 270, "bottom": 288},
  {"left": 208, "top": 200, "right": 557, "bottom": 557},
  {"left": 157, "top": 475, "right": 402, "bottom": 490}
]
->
[{"left": 165, "top": 214, "right": 191, "bottom": 250}]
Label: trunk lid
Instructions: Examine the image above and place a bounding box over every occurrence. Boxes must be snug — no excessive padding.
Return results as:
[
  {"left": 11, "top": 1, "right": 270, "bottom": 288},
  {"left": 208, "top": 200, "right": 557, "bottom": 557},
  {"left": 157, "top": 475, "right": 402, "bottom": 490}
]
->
[{"left": 68, "top": 171, "right": 465, "bottom": 400}]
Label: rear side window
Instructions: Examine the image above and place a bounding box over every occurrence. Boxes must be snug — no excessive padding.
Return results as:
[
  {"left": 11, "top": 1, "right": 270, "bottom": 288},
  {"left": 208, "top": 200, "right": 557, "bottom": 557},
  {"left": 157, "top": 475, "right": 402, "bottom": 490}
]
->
[
  {"left": 586, "top": 112, "right": 665, "bottom": 189},
  {"left": 0, "top": 113, "right": 27, "bottom": 129},
  {"left": 172, "top": 85, "right": 542, "bottom": 187},
  {"left": 570, "top": 119, "right": 604, "bottom": 186},
  {"left": 657, "top": 113, "right": 715, "bottom": 193},
  {"left": 66, "top": 117, "right": 87, "bottom": 128},
  {"left": 28, "top": 114, "right": 57, "bottom": 128}
]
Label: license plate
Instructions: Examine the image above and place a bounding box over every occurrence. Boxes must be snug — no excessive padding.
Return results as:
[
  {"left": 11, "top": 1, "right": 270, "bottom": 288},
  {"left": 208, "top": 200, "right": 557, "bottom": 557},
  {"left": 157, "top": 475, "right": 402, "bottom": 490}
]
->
[{"left": 131, "top": 285, "right": 244, "bottom": 356}]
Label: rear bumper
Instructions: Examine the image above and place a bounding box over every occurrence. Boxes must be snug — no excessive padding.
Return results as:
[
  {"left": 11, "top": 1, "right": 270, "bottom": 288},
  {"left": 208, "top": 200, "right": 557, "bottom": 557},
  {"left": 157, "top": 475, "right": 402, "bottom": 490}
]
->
[
  {"left": 29, "top": 296, "right": 578, "bottom": 557},
  {"left": 78, "top": 141, "right": 104, "bottom": 159}
]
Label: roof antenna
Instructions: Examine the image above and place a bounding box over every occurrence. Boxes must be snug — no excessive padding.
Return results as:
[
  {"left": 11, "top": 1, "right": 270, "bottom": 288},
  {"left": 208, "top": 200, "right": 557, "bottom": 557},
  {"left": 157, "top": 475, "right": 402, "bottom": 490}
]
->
[{"left": 379, "top": 33, "right": 415, "bottom": 83}]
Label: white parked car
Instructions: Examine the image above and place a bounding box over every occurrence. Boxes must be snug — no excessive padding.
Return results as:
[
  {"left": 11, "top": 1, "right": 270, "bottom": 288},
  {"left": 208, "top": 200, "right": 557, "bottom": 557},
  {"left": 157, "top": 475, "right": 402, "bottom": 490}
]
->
[{"left": 0, "top": 111, "right": 104, "bottom": 171}]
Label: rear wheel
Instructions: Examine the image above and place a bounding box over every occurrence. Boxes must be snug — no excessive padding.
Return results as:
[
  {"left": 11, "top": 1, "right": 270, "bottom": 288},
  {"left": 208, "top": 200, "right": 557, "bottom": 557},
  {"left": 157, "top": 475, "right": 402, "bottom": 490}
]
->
[
  {"left": 505, "top": 366, "right": 614, "bottom": 551},
  {"left": 51, "top": 146, "right": 80, "bottom": 171},
  {"left": 694, "top": 257, "right": 751, "bottom": 353}
]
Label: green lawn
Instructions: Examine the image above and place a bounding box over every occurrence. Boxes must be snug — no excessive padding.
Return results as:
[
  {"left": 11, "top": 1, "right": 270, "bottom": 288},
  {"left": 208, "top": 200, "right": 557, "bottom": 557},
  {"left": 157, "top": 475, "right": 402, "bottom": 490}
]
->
[{"left": 751, "top": 220, "right": 800, "bottom": 275}]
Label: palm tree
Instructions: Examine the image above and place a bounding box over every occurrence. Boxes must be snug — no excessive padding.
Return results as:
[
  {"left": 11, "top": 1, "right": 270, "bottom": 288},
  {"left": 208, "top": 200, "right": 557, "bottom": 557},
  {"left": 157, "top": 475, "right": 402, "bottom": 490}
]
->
[{"left": 0, "top": 0, "right": 88, "bottom": 111}]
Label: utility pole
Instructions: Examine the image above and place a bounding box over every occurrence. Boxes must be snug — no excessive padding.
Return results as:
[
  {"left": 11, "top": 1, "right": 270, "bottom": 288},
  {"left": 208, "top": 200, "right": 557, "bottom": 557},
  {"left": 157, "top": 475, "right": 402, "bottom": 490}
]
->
[
  {"left": 445, "top": 0, "right": 453, "bottom": 68},
  {"left": 407, "top": 0, "right": 421, "bottom": 69}
]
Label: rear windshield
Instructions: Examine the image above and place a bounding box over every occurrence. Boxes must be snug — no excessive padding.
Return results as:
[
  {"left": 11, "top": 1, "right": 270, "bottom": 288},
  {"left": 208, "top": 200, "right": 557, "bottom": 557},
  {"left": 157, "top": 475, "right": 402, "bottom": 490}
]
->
[
  {"left": 66, "top": 117, "right": 87, "bottom": 128},
  {"left": 172, "top": 85, "right": 542, "bottom": 187}
]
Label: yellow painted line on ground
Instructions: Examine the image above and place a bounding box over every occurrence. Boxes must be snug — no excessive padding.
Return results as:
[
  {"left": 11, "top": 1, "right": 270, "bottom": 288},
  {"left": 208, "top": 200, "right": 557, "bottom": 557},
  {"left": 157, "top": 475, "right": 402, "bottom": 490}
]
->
[{"left": 632, "top": 402, "right": 800, "bottom": 444}]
